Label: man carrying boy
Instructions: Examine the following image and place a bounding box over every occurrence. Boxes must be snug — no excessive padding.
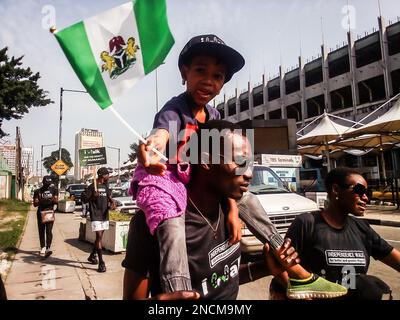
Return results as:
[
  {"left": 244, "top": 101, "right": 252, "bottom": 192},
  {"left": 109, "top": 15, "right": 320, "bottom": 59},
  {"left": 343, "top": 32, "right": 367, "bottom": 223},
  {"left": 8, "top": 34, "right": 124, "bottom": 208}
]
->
[{"left": 134, "top": 34, "right": 347, "bottom": 299}]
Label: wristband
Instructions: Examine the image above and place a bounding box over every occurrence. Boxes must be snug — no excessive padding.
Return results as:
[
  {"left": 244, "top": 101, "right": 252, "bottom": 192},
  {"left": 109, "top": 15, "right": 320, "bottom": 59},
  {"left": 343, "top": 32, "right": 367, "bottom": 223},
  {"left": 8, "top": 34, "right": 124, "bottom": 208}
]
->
[{"left": 247, "top": 262, "right": 254, "bottom": 282}]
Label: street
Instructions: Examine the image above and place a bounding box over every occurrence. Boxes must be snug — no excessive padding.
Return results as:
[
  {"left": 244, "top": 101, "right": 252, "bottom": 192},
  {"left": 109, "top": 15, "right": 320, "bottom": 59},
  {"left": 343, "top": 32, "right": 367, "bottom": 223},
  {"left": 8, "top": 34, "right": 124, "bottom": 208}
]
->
[{"left": 4, "top": 206, "right": 400, "bottom": 300}]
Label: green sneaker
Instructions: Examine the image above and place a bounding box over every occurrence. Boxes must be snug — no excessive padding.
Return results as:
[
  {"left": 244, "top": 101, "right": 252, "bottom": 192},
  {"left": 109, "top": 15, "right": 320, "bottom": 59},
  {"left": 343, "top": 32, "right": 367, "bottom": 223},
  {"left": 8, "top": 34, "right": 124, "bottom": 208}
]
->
[{"left": 287, "top": 274, "right": 348, "bottom": 299}]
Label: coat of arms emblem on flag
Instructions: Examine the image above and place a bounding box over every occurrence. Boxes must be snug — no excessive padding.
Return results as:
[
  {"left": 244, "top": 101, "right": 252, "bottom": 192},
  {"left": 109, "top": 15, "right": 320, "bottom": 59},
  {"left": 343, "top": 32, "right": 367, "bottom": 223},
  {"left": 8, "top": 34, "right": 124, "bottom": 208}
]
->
[{"left": 101, "top": 36, "right": 141, "bottom": 79}]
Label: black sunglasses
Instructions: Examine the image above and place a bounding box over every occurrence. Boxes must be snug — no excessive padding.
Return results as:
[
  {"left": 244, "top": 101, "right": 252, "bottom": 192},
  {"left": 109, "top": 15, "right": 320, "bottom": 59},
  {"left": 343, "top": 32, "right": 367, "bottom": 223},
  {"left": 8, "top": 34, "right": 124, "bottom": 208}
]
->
[{"left": 341, "top": 183, "right": 368, "bottom": 197}]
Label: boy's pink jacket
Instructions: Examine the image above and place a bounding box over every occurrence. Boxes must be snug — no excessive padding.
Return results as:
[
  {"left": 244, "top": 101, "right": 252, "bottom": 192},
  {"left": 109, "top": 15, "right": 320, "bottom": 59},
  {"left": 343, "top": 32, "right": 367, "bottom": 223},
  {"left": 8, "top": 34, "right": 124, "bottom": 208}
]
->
[{"left": 128, "top": 163, "right": 190, "bottom": 234}]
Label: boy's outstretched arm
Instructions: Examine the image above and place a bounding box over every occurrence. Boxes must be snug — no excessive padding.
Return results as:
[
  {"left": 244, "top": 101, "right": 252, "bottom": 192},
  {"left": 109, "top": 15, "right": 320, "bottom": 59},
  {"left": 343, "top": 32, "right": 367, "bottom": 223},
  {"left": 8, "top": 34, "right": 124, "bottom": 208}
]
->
[
  {"left": 227, "top": 198, "right": 242, "bottom": 245},
  {"left": 138, "top": 129, "right": 169, "bottom": 175}
]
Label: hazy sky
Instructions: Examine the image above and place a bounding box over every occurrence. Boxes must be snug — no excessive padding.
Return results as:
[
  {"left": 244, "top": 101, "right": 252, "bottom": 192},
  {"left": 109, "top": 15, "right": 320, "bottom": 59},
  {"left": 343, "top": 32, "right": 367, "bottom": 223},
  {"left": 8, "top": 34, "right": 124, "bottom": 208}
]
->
[{"left": 1, "top": 0, "right": 399, "bottom": 172}]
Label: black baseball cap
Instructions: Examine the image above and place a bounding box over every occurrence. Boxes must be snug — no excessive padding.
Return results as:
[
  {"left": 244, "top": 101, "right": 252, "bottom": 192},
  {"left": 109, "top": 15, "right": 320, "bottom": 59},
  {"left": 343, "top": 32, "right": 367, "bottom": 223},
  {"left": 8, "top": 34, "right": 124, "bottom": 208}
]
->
[
  {"left": 178, "top": 34, "right": 245, "bottom": 83},
  {"left": 42, "top": 176, "right": 52, "bottom": 184},
  {"left": 97, "top": 167, "right": 110, "bottom": 177}
]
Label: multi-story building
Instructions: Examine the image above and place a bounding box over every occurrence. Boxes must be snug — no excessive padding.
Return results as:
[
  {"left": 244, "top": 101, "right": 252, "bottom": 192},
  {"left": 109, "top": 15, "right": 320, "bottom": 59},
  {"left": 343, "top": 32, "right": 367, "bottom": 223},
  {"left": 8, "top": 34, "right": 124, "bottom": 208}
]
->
[
  {"left": 0, "top": 145, "right": 16, "bottom": 175},
  {"left": 21, "top": 147, "right": 34, "bottom": 177},
  {"left": 74, "top": 129, "right": 104, "bottom": 180},
  {"left": 216, "top": 16, "right": 400, "bottom": 180}
]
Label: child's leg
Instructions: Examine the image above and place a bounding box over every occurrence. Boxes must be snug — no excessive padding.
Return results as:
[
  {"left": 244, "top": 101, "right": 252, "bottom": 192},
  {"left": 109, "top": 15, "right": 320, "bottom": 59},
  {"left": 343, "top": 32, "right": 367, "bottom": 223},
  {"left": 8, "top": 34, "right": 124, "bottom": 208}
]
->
[
  {"left": 237, "top": 191, "right": 285, "bottom": 250},
  {"left": 157, "top": 215, "right": 192, "bottom": 293},
  {"left": 136, "top": 183, "right": 192, "bottom": 293}
]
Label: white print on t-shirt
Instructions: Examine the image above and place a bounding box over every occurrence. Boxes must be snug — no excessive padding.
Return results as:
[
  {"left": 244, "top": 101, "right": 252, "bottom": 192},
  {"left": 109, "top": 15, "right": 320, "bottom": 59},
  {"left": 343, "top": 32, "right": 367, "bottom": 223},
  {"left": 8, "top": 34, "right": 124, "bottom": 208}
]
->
[
  {"left": 208, "top": 239, "right": 240, "bottom": 268},
  {"left": 201, "top": 256, "right": 240, "bottom": 296},
  {"left": 325, "top": 250, "right": 366, "bottom": 266},
  {"left": 97, "top": 187, "right": 107, "bottom": 197},
  {"left": 42, "top": 190, "right": 53, "bottom": 199}
]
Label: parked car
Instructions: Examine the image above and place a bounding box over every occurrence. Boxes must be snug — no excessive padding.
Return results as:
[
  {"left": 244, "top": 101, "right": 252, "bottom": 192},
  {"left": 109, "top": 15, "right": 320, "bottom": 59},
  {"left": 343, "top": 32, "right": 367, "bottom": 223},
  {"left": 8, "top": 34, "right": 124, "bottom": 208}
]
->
[
  {"left": 299, "top": 168, "right": 325, "bottom": 194},
  {"left": 110, "top": 181, "right": 130, "bottom": 197},
  {"left": 113, "top": 196, "right": 139, "bottom": 214},
  {"left": 240, "top": 165, "right": 320, "bottom": 254},
  {"left": 65, "top": 183, "right": 86, "bottom": 205}
]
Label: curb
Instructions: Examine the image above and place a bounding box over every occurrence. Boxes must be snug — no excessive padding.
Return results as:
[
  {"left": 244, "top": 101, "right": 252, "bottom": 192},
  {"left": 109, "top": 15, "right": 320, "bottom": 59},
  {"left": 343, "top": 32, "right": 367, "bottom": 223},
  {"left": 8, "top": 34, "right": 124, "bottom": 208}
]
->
[{"left": 362, "top": 218, "right": 400, "bottom": 228}]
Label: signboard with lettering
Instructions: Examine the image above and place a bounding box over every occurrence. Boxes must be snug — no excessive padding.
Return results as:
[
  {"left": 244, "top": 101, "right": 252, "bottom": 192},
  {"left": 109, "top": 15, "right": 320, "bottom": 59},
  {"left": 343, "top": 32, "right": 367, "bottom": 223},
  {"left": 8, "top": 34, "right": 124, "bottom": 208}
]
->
[
  {"left": 79, "top": 147, "right": 107, "bottom": 167},
  {"left": 260, "top": 154, "right": 302, "bottom": 168},
  {"left": 51, "top": 160, "right": 70, "bottom": 176}
]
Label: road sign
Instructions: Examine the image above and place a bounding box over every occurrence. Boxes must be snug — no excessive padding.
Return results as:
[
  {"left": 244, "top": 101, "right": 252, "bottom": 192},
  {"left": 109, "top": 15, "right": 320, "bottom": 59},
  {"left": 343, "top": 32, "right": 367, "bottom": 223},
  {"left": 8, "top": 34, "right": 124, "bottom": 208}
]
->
[
  {"left": 51, "top": 160, "right": 69, "bottom": 176},
  {"left": 79, "top": 147, "right": 107, "bottom": 167}
]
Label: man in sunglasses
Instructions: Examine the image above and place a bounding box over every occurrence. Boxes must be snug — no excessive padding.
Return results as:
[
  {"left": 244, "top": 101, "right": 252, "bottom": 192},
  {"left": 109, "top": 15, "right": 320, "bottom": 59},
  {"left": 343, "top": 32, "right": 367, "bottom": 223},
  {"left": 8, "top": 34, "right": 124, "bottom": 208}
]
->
[{"left": 276, "top": 167, "right": 400, "bottom": 299}]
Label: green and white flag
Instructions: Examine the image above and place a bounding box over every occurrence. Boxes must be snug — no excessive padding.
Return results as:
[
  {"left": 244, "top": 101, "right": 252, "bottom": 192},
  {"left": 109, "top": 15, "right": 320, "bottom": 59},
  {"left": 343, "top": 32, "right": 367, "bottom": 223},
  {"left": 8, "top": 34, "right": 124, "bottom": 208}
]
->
[{"left": 54, "top": 0, "right": 174, "bottom": 109}]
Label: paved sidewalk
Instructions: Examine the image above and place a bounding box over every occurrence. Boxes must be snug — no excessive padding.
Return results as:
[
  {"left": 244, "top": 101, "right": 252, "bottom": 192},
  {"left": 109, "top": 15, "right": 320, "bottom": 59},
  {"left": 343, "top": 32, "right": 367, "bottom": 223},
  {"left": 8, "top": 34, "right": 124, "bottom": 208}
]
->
[
  {"left": 361, "top": 205, "right": 400, "bottom": 227},
  {"left": 5, "top": 208, "right": 124, "bottom": 300}
]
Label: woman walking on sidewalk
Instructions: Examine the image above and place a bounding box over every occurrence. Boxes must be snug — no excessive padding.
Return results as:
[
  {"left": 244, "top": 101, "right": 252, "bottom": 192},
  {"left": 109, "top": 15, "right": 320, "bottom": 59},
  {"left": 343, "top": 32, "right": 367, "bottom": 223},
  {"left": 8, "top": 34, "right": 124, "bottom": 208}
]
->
[{"left": 33, "top": 176, "right": 58, "bottom": 258}]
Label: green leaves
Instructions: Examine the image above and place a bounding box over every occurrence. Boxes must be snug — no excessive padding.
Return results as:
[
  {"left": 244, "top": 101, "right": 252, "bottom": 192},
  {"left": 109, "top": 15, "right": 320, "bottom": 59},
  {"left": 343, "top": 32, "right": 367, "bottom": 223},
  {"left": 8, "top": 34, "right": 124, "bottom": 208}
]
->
[
  {"left": 0, "top": 47, "right": 53, "bottom": 138},
  {"left": 43, "top": 148, "right": 74, "bottom": 174}
]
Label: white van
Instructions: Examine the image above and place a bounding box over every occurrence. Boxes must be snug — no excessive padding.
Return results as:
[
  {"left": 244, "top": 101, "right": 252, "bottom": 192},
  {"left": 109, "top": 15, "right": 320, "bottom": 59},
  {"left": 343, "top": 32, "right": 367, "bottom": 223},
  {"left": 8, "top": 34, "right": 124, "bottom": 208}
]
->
[{"left": 240, "top": 164, "right": 320, "bottom": 254}]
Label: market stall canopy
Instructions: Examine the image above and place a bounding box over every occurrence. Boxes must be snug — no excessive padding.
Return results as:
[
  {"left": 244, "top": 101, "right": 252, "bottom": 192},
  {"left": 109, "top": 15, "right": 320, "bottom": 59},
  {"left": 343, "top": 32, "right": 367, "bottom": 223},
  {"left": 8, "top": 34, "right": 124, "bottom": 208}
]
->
[
  {"left": 344, "top": 98, "right": 400, "bottom": 137},
  {"left": 338, "top": 133, "right": 400, "bottom": 149},
  {"left": 298, "top": 144, "right": 346, "bottom": 155},
  {"left": 297, "top": 113, "right": 354, "bottom": 145}
]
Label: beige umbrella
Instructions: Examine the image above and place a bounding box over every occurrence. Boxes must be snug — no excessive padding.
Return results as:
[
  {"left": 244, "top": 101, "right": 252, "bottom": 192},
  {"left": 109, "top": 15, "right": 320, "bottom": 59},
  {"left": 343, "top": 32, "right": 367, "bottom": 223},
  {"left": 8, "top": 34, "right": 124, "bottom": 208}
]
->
[
  {"left": 298, "top": 144, "right": 346, "bottom": 155},
  {"left": 297, "top": 113, "right": 353, "bottom": 145},
  {"left": 297, "top": 112, "right": 354, "bottom": 170},
  {"left": 338, "top": 133, "right": 400, "bottom": 149},
  {"left": 345, "top": 96, "right": 400, "bottom": 137}
]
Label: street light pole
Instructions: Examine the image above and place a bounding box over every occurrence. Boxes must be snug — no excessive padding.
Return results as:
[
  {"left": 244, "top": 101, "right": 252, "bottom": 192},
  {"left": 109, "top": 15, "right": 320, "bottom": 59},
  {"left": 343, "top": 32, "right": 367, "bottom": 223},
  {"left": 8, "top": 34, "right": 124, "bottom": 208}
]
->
[
  {"left": 58, "top": 88, "right": 87, "bottom": 193},
  {"left": 107, "top": 146, "right": 120, "bottom": 184},
  {"left": 59, "top": 87, "right": 63, "bottom": 163}
]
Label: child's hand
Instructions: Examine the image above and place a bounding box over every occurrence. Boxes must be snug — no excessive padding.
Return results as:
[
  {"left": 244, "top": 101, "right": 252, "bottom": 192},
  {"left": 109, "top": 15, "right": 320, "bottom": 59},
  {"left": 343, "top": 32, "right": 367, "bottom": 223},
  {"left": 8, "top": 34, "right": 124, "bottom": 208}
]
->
[
  {"left": 227, "top": 213, "right": 243, "bottom": 245},
  {"left": 274, "top": 238, "right": 301, "bottom": 268},
  {"left": 137, "top": 130, "right": 169, "bottom": 176}
]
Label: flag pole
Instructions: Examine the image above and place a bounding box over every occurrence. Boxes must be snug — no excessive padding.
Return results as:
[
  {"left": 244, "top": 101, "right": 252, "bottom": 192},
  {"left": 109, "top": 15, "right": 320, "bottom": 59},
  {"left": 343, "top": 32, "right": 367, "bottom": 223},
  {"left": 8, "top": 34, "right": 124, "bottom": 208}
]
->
[
  {"left": 93, "top": 165, "right": 97, "bottom": 192},
  {"left": 108, "top": 106, "right": 168, "bottom": 162},
  {"left": 50, "top": 26, "right": 168, "bottom": 163}
]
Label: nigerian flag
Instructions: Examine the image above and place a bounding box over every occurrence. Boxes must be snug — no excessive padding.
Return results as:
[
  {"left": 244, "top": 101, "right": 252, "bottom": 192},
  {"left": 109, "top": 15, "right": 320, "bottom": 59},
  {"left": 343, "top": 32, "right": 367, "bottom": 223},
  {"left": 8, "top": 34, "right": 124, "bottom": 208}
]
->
[{"left": 54, "top": 0, "right": 174, "bottom": 109}]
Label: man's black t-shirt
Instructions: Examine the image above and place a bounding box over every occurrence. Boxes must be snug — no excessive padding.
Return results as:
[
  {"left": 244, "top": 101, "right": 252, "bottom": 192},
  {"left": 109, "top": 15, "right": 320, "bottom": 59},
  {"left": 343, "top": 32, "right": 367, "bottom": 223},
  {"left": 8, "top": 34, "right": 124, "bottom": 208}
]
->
[
  {"left": 86, "top": 183, "right": 110, "bottom": 222},
  {"left": 286, "top": 212, "right": 393, "bottom": 284},
  {"left": 122, "top": 206, "right": 241, "bottom": 300},
  {"left": 33, "top": 186, "right": 58, "bottom": 211}
]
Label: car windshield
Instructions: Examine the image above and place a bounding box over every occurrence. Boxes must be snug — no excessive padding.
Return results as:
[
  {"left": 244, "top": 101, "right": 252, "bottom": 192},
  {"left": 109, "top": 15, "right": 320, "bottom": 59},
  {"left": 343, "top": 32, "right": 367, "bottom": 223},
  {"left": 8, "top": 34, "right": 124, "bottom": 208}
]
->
[
  {"left": 249, "top": 166, "right": 289, "bottom": 194},
  {"left": 69, "top": 185, "right": 85, "bottom": 192}
]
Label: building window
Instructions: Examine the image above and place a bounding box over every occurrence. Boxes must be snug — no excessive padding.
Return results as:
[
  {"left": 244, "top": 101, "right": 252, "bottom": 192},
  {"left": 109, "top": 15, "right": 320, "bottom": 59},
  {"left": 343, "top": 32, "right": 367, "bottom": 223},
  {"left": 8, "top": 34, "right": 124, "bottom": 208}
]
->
[
  {"left": 330, "top": 86, "right": 353, "bottom": 111},
  {"left": 269, "top": 109, "right": 282, "bottom": 119},
  {"left": 306, "top": 95, "right": 325, "bottom": 118},
  {"left": 358, "top": 75, "right": 385, "bottom": 104},
  {"left": 228, "top": 99, "right": 236, "bottom": 116},
  {"left": 355, "top": 32, "right": 382, "bottom": 68}
]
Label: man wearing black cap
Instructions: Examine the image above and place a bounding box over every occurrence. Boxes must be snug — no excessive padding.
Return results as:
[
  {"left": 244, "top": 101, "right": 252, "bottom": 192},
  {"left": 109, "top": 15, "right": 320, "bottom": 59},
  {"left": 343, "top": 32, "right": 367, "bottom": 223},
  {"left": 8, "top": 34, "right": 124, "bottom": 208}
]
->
[
  {"left": 85, "top": 167, "right": 115, "bottom": 272},
  {"left": 33, "top": 176, "right": 58, "bottom": 258}
]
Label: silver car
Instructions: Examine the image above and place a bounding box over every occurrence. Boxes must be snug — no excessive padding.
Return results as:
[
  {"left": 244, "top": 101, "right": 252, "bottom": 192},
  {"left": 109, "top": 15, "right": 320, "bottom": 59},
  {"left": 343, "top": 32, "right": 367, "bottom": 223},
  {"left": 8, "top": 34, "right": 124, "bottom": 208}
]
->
[{"left": 113, "top": 196, "right": 139, "bottom": 214}]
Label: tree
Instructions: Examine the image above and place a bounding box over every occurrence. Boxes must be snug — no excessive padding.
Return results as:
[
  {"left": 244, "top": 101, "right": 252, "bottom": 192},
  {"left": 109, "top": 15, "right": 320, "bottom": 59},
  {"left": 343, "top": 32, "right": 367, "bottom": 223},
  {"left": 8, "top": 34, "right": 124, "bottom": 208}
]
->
[
  {"left": 128, "top": 142, "right": 139, "bottom": 162},
  {"left": 43, "top": 148, "right": 74, "bottom": 174},
  {"left": 0, "top": 47, "right": 53, "bottom": 138}
]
